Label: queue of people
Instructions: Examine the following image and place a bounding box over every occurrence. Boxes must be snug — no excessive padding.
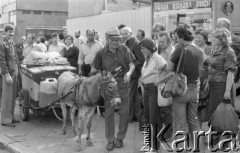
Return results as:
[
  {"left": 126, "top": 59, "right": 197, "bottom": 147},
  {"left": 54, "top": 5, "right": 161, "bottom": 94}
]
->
[{"left": 0, "top": 16, "right": 240, "bottom": 153}]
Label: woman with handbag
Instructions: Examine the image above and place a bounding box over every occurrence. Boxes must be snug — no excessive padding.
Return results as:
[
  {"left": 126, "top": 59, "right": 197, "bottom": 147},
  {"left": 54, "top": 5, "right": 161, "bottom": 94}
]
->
[
  {"left": 205, "top": 28, "right": 237, "bottom": 145},
  {"left": 139, "top": 38, "right": 167, "bottom": 153}
]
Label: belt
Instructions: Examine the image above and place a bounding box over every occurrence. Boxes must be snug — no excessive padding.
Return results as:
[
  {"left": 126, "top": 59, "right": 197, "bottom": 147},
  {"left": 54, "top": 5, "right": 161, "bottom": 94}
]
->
[
  {"left": 142, "top": 83, "right": 154, "bottom": 87},
  {"left": 187, "top": 82, "right": 199, "bottom": 86}
]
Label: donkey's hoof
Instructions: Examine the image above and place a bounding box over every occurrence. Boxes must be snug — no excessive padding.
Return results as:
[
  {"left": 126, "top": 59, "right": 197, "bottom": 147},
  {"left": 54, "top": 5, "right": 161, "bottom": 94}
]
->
[
  {"left": 87, "top": 141, "right": 93, "bottom": 147},
  {"left": 75, "top": 145, "right": 81, "bottom": 152},
  {"left": 62, "top": 130, "right": 67, "bottom": 135}
]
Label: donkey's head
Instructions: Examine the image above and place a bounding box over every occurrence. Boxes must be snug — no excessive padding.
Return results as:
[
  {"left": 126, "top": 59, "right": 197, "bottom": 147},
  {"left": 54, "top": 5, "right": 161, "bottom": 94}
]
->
[
  {"left": 84, "top": 70, "right": 121, "bottom": 106},
  {"left": 100, "top": 70, "right": 121, "bottom": 106}
]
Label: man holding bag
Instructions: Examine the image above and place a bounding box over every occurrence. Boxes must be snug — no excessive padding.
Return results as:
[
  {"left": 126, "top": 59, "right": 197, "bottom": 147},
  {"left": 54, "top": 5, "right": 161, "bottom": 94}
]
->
[{"left": 165, "top": 24, "right": 205, "bottom": 152}]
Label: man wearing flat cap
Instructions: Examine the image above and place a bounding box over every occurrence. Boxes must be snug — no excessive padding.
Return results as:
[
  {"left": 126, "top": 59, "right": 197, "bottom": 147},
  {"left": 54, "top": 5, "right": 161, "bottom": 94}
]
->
[
  {"left": 91, "top": 27, "right": 135, "bottom": 151},
  {"left": 0, "top": 24, "right": 19, "bottom": 127}
]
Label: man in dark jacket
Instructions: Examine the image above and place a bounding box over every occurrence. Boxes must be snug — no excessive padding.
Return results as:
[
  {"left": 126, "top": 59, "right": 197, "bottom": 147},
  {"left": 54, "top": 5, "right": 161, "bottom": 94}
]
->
[
  {"left": 0, "top": 24, "right": 19, "bottom": 127},
  {"left": 121, "top": 27, "right": 145, "bottom": 122}
]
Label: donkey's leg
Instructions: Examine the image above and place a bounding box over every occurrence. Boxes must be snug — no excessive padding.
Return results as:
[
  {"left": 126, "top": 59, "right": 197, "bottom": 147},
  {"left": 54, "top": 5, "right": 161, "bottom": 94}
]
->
[
  {"left": 86, "top": 106, "right": 96, "bottom": 147},
  {"left": 75, "top": 107, "right": 84, "bottom": 152},
  {"left": 70, "top": 104, "right": 77, "bottom": 137},
  {"left": 60, "top": 101, "right": 67, "bottom": 135}
]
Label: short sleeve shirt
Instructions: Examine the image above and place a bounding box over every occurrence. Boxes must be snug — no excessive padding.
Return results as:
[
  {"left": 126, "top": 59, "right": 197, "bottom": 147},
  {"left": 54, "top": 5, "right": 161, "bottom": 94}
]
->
[
  {"left": 171, "top": 44, "right": 204, "bottom": 83},
  {"left": 93, "top": 44, "right": 135, "bottom": 78},
  {"left": 141, "top": 52, "right": 167, "bottom": 84},
  {"left": 209, "top": 46, "right": 237, "bottom": 82}
]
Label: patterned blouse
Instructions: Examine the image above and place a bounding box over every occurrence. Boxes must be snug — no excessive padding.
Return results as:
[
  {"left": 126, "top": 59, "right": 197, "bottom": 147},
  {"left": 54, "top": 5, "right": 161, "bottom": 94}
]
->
[{"left": 208, "top": 45, "right": 237, "bottom": 82}]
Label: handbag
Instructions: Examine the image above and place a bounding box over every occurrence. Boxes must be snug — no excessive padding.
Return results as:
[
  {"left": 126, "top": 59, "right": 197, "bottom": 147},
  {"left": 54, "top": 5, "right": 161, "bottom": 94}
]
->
[
  {"left": 158, "top": 83, "right": 172, "bottom": 107},
  {"left": 209, "top": 99, "right": 239, "bottom": 135},
  {"left": 161, "top": 47, "right": 187, "bottom": 98}
]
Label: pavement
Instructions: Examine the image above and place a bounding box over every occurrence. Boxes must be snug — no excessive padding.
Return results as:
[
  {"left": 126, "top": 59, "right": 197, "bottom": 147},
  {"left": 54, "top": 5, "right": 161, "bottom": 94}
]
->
[{"left": 0, "top": 98, "right": 240, "bottom": 153}]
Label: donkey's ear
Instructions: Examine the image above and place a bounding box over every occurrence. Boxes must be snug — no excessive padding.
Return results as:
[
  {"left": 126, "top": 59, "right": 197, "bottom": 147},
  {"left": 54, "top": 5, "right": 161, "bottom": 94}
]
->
[{"left": 101, "top": 69, "right": 108, "bottom": 77}]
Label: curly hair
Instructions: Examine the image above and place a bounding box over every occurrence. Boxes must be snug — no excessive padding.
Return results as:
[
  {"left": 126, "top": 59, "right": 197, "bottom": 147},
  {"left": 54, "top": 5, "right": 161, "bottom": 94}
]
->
[
  {"left": 194, "top": 28, "right": 209, "bottom": 44},
  {"left": 174, "top": 24, "right": 194, "bottom": 41},
  {"left": 212, "top": 28, "right": 232, "bottom": 46}
]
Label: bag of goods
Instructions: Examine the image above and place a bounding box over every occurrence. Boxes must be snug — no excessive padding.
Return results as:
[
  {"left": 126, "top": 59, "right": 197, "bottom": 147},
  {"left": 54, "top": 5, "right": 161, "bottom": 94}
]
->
[{"left": 209, "top": 99, "right": 239, "bottom": 135}]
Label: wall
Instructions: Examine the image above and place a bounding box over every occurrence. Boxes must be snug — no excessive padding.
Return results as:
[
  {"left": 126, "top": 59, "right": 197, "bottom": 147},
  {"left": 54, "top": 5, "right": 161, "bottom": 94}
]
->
[
  {"left": 67, "top": 7, "right": 152, "bottom": 43},
  {"left": 17, "top": 0, "right": 67, "bottom": 12},
  {"left": 68, "top": 0, "right": 105, "bottom": 18},
  {"left": 213, "top": 0, "right": 240, "bottom": 33}
]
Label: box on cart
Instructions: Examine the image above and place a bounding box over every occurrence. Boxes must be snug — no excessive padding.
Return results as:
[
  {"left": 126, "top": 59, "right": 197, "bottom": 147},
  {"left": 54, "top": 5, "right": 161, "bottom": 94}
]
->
[{"left": 21, "top": 65, "right": 77, "bottom": 107}]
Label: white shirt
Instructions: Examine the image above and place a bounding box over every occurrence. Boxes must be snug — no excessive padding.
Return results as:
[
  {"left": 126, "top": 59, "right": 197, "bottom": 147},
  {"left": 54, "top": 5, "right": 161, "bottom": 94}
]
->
[
  {"left": 78, "top": 41, "right": 104, "bottom": 65},
  {"left": 22, "top": 43, "right": 42, "bottom": 58},
  {"left": 140, "top": 52, "right": 167, "bottom": 84},
  {"left": 160, "top": 44, "right": 175, "bottom": 62},
  {"left": 38, "top": 43, "right": 47, "bottom": 53},
  {"left": 48, "top": 42, "right": 66, "bottom": 57}
]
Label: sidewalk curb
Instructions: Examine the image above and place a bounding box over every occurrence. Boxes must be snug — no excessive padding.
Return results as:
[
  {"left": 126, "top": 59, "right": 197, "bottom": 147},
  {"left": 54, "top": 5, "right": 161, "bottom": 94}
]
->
[{"left": 0, "top": 132, "right": 35, "bottom": 153}]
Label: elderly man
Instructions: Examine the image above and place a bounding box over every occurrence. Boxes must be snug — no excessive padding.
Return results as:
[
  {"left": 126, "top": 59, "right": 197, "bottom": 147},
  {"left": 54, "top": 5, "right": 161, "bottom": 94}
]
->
[
  {"left": 74, "top": 30, "right": 85, "bottom": 49},
  {"left": 121, "top": 27, "right": 144, "bottom": 122},
  {"left": 48, "top": 33, "right": 66, "bottom": 56},
  {"left": 91, "top": 27, "right": 135, "bottom": 151},
  {"left": 216, "top": 17, "right": 240, "bottom": 99},
  {"left": 0, "top": 24, "right": 19, "bottom": 127},
  {"left": 22, "top": 34, "right": 42, "bottom": 58},
  {"left": 78, "top": 29, "right": 103, "bottom": 76}
]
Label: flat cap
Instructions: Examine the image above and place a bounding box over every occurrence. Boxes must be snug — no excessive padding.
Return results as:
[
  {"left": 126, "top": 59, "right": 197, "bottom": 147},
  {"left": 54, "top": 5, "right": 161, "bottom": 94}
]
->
[{"left": 4, "top": 24, "right": 14, "bottom": 32}]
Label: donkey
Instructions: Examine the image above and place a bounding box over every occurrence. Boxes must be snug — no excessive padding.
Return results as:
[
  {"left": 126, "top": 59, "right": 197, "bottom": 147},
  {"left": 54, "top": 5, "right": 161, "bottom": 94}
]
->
[{"left": 57, "top": 71, "right": 121, "bottom": 152}]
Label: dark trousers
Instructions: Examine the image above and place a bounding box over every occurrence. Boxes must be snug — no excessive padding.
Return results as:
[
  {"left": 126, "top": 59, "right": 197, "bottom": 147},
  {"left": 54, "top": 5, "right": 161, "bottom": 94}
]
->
[
  {"left": 129, "top": 78, "right": 140, "bottom": 121},
  {"left": 143, "top": 84, "right": 159, "bottom": 150},
  {"left": 158, "top": 105, "right": 173, "bottom": 140},
  {"left": 105, "top": 77, "right": 129, "bottom": 143}
]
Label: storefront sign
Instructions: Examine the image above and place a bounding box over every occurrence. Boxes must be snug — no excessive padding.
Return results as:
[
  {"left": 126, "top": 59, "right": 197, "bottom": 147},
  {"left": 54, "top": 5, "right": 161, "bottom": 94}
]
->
[
  {"left": 154, "top": 0, "right": 211, "bottom": 12},
  {"left": 222, "top": 1, "right": 234, "bottom": 16}
]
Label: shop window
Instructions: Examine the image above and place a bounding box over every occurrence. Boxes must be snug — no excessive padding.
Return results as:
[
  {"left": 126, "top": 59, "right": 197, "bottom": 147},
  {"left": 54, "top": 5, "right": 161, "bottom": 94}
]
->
[
  {"left": 33, "top": 11, "right": 42, "bottom": 15},
  {"left": 22, "top": 10, "right": 31, "bottom": 14}
]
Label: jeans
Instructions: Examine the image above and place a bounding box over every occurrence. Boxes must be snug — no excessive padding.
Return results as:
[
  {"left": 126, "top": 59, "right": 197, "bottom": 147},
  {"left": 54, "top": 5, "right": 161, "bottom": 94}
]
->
[
  {"left": 172, "top": 82, "right": 205, "bottom": 152},
  {"left": 1, "top": 68, "right": 18, "bottom": 124}
]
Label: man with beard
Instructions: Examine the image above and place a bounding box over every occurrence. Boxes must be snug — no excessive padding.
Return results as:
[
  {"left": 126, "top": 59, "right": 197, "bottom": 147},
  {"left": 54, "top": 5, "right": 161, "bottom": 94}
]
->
[
  {"left": 78, "top": 29, "right": 103, "bottom": 76},
  {"left": 0, "top": 24, "right": 20, "bottom": 127},
  {"left": 74, "top": 30, "right": 85, "bottom": 49},
  {"left": 121, "top": 27, "right": 144, "bottom": 122}
]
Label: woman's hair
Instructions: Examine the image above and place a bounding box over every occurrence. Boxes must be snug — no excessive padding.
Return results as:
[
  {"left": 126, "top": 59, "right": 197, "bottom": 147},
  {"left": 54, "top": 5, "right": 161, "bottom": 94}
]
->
[
  {"left": 153, "top": 23, "right": 166, "bottom": 32},
  {"left": 64, "top": 34, "right": 74, "bottom": 43},
  {"left": 194, "top": 28, "right": 209, "bottom": 44},
  {"left": 212, "top": 28, "right": 232, "bottom": 46}
]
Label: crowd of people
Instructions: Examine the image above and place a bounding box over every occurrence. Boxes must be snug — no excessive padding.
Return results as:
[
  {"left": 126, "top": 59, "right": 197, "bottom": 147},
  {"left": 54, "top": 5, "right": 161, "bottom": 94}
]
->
[{"left": 0, "top": 16, "right": 240, "bottom": 153}]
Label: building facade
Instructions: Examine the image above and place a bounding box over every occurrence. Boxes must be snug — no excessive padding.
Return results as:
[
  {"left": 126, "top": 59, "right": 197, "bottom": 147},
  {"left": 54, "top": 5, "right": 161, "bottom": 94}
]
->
[
  {"left": 152, "top": 0, "right": 240, "bottom": 34},
  {"left": 0, "top": 0, "right": 68, "bottom": 42}
]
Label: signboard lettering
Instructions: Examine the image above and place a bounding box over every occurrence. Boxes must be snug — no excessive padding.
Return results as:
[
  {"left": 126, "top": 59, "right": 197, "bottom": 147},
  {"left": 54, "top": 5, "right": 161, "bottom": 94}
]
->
[{"left": 154, "top": 0, "right": 211, "bottom": 12}]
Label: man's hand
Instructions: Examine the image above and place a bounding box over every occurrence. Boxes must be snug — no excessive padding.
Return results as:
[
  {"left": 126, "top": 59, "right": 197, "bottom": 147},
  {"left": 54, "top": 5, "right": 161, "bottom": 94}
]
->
[
  {"left": 5, "top": 73, "right": 13, "bottom": 84},
  {"left": 224, "top": 91, "right": 231, "bottom": 100},
  {"left": 124, "top": 71, "right": 131, "bottom": 83}
]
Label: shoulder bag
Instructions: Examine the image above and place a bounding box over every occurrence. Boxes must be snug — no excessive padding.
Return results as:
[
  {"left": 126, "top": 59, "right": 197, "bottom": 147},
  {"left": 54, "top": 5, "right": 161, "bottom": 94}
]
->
[{"left": 161, "top": 47, "right": 187, "bottom": 98}]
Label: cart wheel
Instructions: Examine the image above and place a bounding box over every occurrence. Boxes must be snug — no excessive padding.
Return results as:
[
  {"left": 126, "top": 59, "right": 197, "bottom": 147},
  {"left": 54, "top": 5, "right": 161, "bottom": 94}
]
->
[{"left": 19, "top": 89, "right": 29, "bottom": 121}]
